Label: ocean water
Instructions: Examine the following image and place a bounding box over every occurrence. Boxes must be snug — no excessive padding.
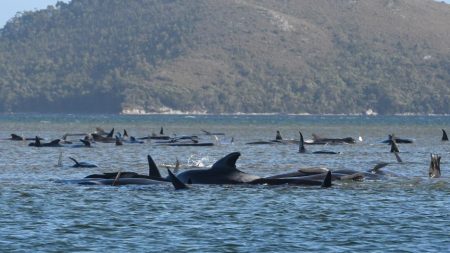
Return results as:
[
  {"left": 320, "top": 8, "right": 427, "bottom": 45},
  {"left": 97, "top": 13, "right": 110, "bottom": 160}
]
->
[{"left": 0, "top": 114, "right": 449, "bottom": 252}]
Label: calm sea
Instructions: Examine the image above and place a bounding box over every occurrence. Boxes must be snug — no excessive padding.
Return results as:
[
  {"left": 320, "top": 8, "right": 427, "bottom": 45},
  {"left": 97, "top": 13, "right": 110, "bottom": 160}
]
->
[{"left": 0, "top": 114, "right": 449, "bottom": 252}]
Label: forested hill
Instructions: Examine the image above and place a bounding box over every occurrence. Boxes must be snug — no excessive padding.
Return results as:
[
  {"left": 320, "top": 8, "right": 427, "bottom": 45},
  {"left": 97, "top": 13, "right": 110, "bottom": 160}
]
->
[{"left": 0, "top": 0, "right": 450, "bottom": 114}]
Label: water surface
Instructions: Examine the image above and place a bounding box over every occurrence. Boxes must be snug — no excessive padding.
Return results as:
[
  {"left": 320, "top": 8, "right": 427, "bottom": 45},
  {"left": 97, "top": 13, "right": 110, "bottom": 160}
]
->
[{"left": 0, "top": 114, "right": 449, "bottom": 252}]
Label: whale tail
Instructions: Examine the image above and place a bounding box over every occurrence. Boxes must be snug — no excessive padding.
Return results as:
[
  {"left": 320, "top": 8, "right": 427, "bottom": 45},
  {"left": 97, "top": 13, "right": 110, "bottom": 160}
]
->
[
  {"left": 390, "top": 135, "right": 399, "bottom": 153},
  {"left": 442, "top": 129, "right": 448, "bottom": 141},
  {"left": 167, "top": 169, "right": 188, "bottom": 190},
  {"left": 321, "top": 171, "right": 332, "bottom": 188},
  {"left": 148, "top": 154, "right": 163, "bottom": 178},
  {"left": 394, "top": 152, "right": 403, "bottom": 163},
  {"left": 35, "top": 136, "right": 41, "bottom": 146},
  {"left": 299, "top": 131, "right": 306, "bottom": 153},
  {"left": 429, "top": 154, "right": 441, "bottom": 178},
  {"left": 123, "top": 129, "right": 128, "bottom": 138}
]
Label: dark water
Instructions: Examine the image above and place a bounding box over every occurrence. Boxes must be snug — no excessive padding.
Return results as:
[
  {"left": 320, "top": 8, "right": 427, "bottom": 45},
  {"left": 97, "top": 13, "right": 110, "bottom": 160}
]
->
[{"left": 0, "top": 114, "right": 449, "bottom": 252}]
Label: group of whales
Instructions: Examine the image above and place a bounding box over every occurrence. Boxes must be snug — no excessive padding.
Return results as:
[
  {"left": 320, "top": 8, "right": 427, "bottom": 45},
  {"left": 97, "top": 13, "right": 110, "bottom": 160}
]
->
[
  {"left": 6, "top": 127, "right": 447, "bottom": 189},
  {"left": 56, "top": 127, "right": 446, "bottom": 190},
  {"left": 10, "top": 127, "right": 449, "bottom": 148},
  {"left": 8, "top": 127, "right": 218, "bottom": 148},
  {"left": 59, "top": 142, "right": 443, "bottom": 190},
  {"left": 59, "top": 152, "right": 333, "bottom": 189}
]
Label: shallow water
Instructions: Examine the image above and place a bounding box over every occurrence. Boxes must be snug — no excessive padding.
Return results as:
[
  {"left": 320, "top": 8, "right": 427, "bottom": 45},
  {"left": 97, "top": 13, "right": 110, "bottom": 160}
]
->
[{"left": 0, "top": 114, "right": 449, "bottom": 252}]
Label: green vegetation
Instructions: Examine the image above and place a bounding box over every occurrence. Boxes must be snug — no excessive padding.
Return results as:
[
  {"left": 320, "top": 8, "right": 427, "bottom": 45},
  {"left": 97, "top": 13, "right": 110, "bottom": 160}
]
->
[{"left": 0, "top": 0, "right": 449, "bottom": 114}]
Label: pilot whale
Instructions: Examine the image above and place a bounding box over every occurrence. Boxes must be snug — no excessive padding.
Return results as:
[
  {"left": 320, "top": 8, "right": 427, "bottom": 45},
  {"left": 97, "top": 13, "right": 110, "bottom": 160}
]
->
[
  {"left": 56, "top": 155, "right": 184, "bottom": 188},
  {"left": 7, "top": 134, "right": 42, "bottom": 141},
  {"left": 84, "top": 155, "right": 169, "bottom": 181},
  {"left": 91, "top": 128, "right": 115, "bottom": 143},
  {"left": 174, "top": 152, "right": 331, "bottom": 187},
  {"left": 69, "top": 157, "right": 98, "bottom": 168},
  {"left": 305, "top": 134, "right": 356, "bottom": 145},
  {"left": 266, "top": 162, "right": 393, "bottom": 181},
  {"left": 299, "top": 132, "right": 340, "bottom": 154},
  {"left": 246, "top": 131, "right": 299, "bottom": 145},
  {"left": 29, "top": 136, "right": 62, "bottom": 147}
]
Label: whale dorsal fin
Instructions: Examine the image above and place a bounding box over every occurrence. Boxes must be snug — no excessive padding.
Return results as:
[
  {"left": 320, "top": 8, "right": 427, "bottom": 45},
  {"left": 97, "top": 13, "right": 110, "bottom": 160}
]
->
[
  {"left": 107, "top": 128, "right": 115, "bottom": 138},
  {"left": 148, "top": 155, "right": 162, "bottom": 178},
  {"left": 321, "top": 171, "right": 332, "bottom": 188},
  {"left": 160, "top": 127, "right": 164, "bottom": 135},
  {"left": 210, "top": 152, "right": 241, "bottom": 173},
  {"left": 167, "top": 169, "right": 188, "bottom": 190},
  {"left": 69, "top": 157, "right": 79, "bottom": 166},
  {"left": 275, "top": 130, "right": 282, "bottom": 140},
  {"left": 442, "top": 129, "right": 448, "bottom": 141},
  {"left": 299, "top": 131, "right": 306, "bottom": 153},
  {"left": 123, "top": 129, "right": 128, "bottom": 137}
]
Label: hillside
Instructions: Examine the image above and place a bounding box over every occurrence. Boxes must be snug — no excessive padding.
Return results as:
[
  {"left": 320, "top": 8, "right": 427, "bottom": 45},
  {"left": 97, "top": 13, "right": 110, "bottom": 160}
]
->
[{"left": 0, "top": 0, "right": 449, "bottom": 114}]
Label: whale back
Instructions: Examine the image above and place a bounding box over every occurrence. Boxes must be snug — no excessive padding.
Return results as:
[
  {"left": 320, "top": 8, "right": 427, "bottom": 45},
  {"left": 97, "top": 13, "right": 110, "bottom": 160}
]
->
[{"left": 11, "top": 134, "right": 24, "bottom": 140}]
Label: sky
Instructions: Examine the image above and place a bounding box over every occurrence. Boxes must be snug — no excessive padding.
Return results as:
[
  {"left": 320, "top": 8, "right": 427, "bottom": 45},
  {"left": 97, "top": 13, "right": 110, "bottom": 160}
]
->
[
  {"left": 0, "top": 0, "right": 69, "bottom": 28},
  {"left": 0, "top": 0, "right": 449, "bottom": 28}
]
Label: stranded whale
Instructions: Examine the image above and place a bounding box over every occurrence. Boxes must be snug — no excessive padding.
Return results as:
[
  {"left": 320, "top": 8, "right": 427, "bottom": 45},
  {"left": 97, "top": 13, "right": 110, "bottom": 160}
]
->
[
  {"left": 299, "top": 132, "right": 340, "bottom": 155},
  {"left": 174, "top": 152, "right": 332, "bottom": 187}
]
